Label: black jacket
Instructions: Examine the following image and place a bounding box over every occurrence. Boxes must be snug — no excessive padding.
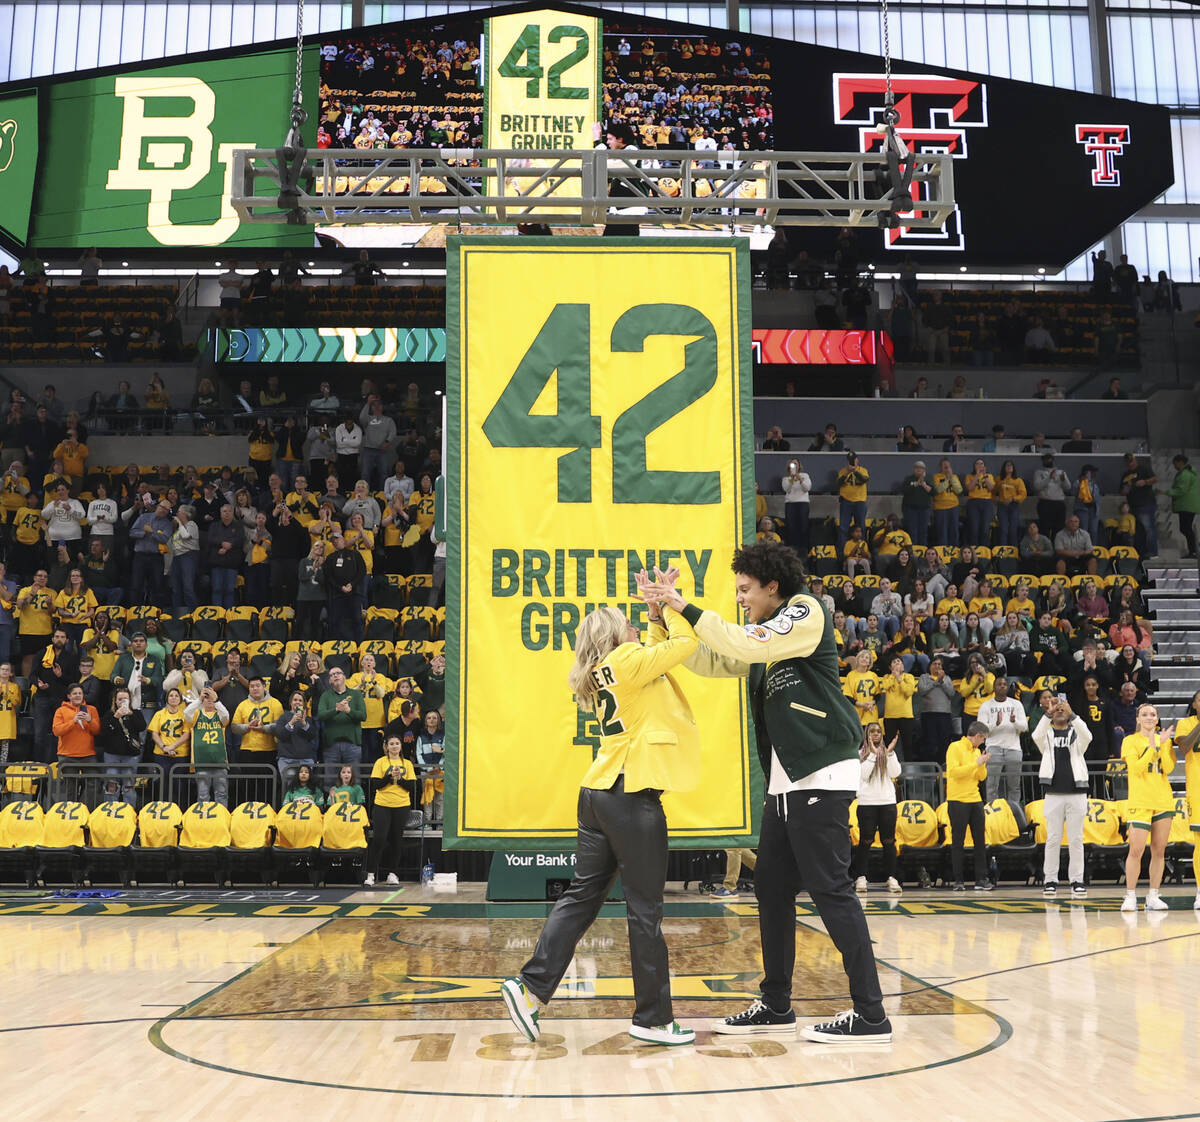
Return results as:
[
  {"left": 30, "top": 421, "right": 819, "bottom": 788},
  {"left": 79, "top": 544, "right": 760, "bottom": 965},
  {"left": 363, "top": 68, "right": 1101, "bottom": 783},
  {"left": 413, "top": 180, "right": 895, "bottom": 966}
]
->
[
  {"left": 324, "top": 547, "right": 366, "bottom": 592},
  {"left": 206, "top": 519, "right": 243, "bottom": 569}
]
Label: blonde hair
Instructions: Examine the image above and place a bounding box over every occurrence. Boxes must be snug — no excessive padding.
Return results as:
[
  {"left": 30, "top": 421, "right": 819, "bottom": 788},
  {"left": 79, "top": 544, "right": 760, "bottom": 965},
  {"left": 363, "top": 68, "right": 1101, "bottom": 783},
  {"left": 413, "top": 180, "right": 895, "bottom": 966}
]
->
[{"left": 568, "top": 607, "right": 629, "bottom": 714}]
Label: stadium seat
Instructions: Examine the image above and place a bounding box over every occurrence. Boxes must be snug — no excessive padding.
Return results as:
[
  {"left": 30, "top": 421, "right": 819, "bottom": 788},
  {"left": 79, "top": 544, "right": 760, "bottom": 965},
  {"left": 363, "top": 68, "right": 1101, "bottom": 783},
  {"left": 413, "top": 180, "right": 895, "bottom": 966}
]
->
[
  {"left": 188, "top": 606, "right": 227, "bottom": 643},
  {"left": 400, "top": 606, "right": 437, "bottom": 642},
  {"left": 37, "top": 800, "right": 90, "bottom": 886},
  {"left": 321, "top": 641, "right": 358, "bottom": 674},
  {"left": 374, "top": 574, "right": 408, "bottom": 611},
  {"left": 0, "top": 801, "right": 44, "bottom": 886},
  {"left": 173, "top": 640, "right": 212, "bottom": 672},
  {"left": 85, "top": 801, "right": 138, "bottom": 886},
  {"left": 994, "top": 799, "right": 1038, "bottom": 884},
  {"left": 895, "top": 799, "right": 943, "bottom": 885},
  {"left": 178, "top": 801, "right": 233, "bottom": 886},
  {"left": 274, "top": 800, "right": 324, "bottom": 887},
  {"left": 365, "top": 607, "right": 400, "bottom": 641},
  {"left": 159, "top": 616, "right": 189, "bottom": 644},
  {"left": 225, "top": 607, "right": 259, "bottom": 644},
  {"left": 320, "top": 802, "right": 370, "bottom": 885},
  {"left": 259, "top": 607, "right": 295, "bottom": 643},
  {"left": 246, "top": 639, "right": 285, "bottom": 679},
  {"left": 228, "top": 801, "right": 277, "bottom": 885},
  {"left": 134, "top": 800, "right": 184, "bottom": 883}
]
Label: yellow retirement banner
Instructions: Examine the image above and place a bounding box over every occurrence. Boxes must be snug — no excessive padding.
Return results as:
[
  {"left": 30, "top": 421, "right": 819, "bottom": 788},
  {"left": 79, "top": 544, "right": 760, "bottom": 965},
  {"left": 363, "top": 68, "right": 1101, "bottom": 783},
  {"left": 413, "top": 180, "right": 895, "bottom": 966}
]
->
[
  {"left": 444, "top": 237, "right": 759, "bottom": 849},
  {"left": 485, "top": 10, "right": 601, "bottom": 215}
]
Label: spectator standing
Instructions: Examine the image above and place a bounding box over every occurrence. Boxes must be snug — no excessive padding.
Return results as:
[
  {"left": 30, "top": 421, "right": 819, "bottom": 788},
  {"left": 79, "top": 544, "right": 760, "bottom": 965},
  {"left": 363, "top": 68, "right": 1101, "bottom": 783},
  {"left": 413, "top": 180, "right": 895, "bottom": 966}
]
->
[
  {"left": 324, "top": 531, "right": 367, "bottom": 642},
  {"left": 1032, "top": 454, "right": 1071, "bottom": 542},
  {"left": 1113, "top": 254, "right": 1139, "bottom": 311},
  {"left": 976, "top": 676, "right": 1028, "bottom": 802},
  {"left": 916, "top": 658, "right": 956, "bottom": 763},
  {"left": 945, "top": 721, "right": 992, "bottom": 891},
  {"left": 128, "top": 498, "right": 172, "bottom": 606},
  {"left": 359, "top": 396, "right": 398, "bottom": 492},
  {"left": 1121, "top": 452, "right": 1158, "bottom": 558},
  {"left": 52, "top": 683, "right": 101, "bottom": 798},
  {"left": 963, "top": 459, "right": 996, "bottom": 547},
  {"left": 1168, "top": 454, "right": 1198, "bottom": 558},
  {"left": 318, "top": 666, "right": 367, "bottom": 770},
  {"left": 42, "top": 483, "right": 85, "bottom": 548},
  {"left": 365, "top": 734, "right": 417, "bottom": 886},
  {"left": 186, "top": 688, "right": 231, "bottom": 807},
  {"left": 231, "top": 675, "right": 284, "bottom": 769},
  {"left": 111, "top": 632, "right": 164, "bottom": 727},
  {"left": 168, "top": 507, "right": 200, "bottom": 614},
  {"left": 1033, "top": 696, "right": 1091, "bottom": 897},
  {"left": 837, "top": 452, "right": 869, "bottom": 546},
  {"left": 887, "top": 295, "right": 914, "bottom": 363},
  {"left": 334, "top": 414, "right": 363, "bottom": 490},
  {"left": 306, "top": 417, "right": 337, "bottom": 484},
  {"left": 274, "top": 690, "right": 319, "bottom": 786},
  {"left": 97, "top": 687, "right": 145, "bottom": 806},
  {"left": 206, "top": 504, "right": 243, "bottom": 609},
  {"left": 900, "top": 461, "right": 933, "bottom": 546},
  {"left": 994, "top": 460, "right": 1026, "bottom": 548},
  {"left": 1091, "top": 250, "right": 1113, "bottom": 297},
  {"left": 969, "top": 313, "right": 997, "bottom": 366},
  {"left": 853, "top": 724, "right": 902, "bottom": 894},
  {"left": 1120, "top": 704, "right": 1175, "bottom": 913},
  {"left": 1073, "top": 465, "right": 1102, "bottom": 547},
  {"left": 931, "top": 458, "right": 963, "bottom": 546},
  {"left": 781, "top": 458, "right": 811, "bottom": 556},
  {"left": 921, "top": 292, "right": 952, "bottom": 364}
]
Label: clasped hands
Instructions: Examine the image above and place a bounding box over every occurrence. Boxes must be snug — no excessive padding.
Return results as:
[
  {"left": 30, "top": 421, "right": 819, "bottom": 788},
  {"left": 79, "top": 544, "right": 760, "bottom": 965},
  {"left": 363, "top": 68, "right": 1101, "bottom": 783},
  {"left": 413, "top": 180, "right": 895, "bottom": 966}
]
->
[{"left": 635, "top": 567, "right": 687, "bottom": 615}]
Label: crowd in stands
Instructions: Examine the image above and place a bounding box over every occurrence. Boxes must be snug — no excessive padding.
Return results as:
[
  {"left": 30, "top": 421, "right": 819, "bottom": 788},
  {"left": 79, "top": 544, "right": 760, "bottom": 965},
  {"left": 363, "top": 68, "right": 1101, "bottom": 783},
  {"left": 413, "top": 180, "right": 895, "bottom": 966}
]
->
[{"left": 0, "top": 373, "right": 449, "bottom": 883}]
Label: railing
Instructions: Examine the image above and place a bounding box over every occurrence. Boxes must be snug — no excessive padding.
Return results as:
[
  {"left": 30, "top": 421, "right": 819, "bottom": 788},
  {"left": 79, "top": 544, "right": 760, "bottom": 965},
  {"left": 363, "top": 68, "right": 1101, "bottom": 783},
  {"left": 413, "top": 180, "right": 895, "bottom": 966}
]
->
[{"left": 232, "top": 147, "right": 955, "bottom": 229}]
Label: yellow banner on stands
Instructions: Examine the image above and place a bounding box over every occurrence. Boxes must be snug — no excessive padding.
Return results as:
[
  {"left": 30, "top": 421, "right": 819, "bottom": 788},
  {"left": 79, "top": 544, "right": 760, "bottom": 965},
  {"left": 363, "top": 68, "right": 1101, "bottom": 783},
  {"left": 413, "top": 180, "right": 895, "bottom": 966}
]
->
[
  {"left": 484, "top": 10, "right": 601, "bottom": 215},
  {"left": 444, "top": 237, "right": 758, "bottom": 849}
]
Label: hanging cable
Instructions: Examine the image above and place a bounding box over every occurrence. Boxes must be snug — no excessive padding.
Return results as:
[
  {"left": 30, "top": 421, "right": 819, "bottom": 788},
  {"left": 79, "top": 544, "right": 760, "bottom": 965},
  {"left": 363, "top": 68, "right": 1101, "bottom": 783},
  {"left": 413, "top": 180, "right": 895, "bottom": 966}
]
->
[
  {"left": 276, "top": 0, "right": 313, "bottom": 222},
  {"left": 875, "top": 0, "right": 913, "bottom": 228}
]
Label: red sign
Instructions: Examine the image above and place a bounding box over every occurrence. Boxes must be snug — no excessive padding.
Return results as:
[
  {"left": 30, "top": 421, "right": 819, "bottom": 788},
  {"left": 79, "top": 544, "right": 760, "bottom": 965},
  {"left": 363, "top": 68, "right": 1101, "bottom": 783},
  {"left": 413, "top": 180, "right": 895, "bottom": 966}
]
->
[{"left": 752, "top": 329, "right": 893, "bottom": 366}]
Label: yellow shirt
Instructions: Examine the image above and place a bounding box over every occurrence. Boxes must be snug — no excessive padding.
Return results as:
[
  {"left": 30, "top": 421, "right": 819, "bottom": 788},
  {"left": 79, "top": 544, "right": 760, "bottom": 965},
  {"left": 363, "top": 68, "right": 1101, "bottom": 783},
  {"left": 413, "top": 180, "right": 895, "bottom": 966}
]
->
[
  {"left": 946, "top": 736, "right": 987, "bottom": 802},
  {"left": 1176, "top": 715, "right": 1200, "bottom": 800},
  {"left": 582, "top": 609, "right": 701, "bottom": 794},
  {"left": 371, "top": 754, "right": 416, "bottom": 808},
  {"left": 53, "top": 442, "right": 88, "bottom": 477},
  {"left": 13, "top": 508, "right": 43, "bottom": 546},
  {"left": 147, "top": 705, "right": 191, "bottom": 760},
  {"left": 286, "top": 491, "right": 319, "bottom": 526},
  {"left": 347, "top": 671, "right": 392, "bottom": 729},
  {"left": 1117, "top": 513, "right": 1136, "bottom": 536},
  {"left": 995, "top": 477, "right": 1027, "bottom": 505},
  {"left": 0, "top": 680, "right": 20, "bottom": 740},
  {"left": 837, "top": 466, "right": 869, "bottom": 503},
  {"left": 965, "top": 472, "right": 996, "bottom": 500},
  {"left": 1005, "top": 595, "right": 1036, "bottom": 618},
  {"left": 346, "top": 527, "right": 374, "bottom": 574},
  {"left": 969, "top": 596, "right": 1003, "bottom": 618},
  {"left": 932, "top": 473, "right": 962, "bottom": 510},
  {"left": 878, "top": 672, "right": 917, "bottom": 719},
  {"left": 843, "top": 670, "right": 881, "bottom": 724},
  {"left": 873, "top": 529, "right": 911, "bottom": 556},
  {"left": 81, "top": 628, "right": 121, "bottom": 679},
  {"left": 54, "top": 588, "right": 97, "bottom": 625},
  {"left": 956, "top": 671, "right": 995, "bottom": 716},
  {"left": 17, "top": 585, "right": 54, "bottom": 635},
  {"left": 936, "top": 597, "right": 967, "bottom": 617},
  {"left": 408, "top": 490, "right": 436, "bottom": 533},
  {"left": 1121, "top": 732, "right": 1176, "bottom": 812},
  {"left": 232, "top": 696, "right": 285, "bottom": 752},
  {"left": 0, "top": 474, "right": 30, "bottom": 512}
]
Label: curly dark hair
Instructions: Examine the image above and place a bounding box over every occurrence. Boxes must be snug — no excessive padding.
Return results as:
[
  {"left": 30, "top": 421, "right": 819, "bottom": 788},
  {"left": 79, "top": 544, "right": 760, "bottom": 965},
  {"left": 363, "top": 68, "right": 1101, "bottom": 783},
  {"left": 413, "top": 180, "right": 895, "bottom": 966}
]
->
[{"left": 730, "top": 541, "right": 807, "bottom": 599}]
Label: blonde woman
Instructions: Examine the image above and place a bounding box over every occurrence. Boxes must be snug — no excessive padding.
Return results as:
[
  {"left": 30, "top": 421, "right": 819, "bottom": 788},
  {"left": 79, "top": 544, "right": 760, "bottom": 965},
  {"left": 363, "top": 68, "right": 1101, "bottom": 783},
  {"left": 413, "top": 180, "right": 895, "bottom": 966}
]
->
[
  {"left": 1121, "top": 704, "right": 1176, "bottom": 912},
  {"left": 502, "top": 576, "right": 700, "bottom": 1048},
  {"left": 853, "top": 723, "right": 902, "bottom": 895},
  {"left": 296, "top": 540, "right": 326, "bottom": 640}
]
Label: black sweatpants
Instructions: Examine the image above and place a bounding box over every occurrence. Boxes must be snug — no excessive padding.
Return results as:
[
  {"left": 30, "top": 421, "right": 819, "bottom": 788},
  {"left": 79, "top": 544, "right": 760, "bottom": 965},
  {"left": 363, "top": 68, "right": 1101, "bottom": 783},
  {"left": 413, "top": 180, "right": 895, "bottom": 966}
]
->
[
  {"left": 948, "top": 799, "right": 988, "bottom": 884},
  {"left": 755, "top": 790, "right": 885, "bottom": 1021},
  {"left": 852, "top": 803, "right": 898, "bottom": 881},
  {"left": 368, "top": 803, "right": 408, "bottom": 877},
  {"left": 521, "top": 776, "right": 672, "bottom": 1028}
]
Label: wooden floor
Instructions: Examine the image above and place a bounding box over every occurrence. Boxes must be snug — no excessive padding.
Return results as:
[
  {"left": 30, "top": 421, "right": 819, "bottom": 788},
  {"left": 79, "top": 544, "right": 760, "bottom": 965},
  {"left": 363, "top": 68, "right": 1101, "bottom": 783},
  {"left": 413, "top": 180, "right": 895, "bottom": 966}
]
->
[{"left": 1, "top": 884, "right": 1198, "bottom": 1121}]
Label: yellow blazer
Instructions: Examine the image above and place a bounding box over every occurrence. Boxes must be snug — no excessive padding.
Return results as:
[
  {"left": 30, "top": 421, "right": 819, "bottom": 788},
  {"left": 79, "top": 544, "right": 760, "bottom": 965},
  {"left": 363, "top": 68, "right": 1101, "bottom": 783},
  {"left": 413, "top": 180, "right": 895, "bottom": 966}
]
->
[{"left": 580, "top": 608, "right": 701, "bottom": 795}]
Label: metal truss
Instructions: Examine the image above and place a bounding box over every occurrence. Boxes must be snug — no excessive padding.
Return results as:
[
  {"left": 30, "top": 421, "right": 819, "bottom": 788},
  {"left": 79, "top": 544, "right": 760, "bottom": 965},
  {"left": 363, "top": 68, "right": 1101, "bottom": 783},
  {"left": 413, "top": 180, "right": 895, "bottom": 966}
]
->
[{"left": 231, "top": 147, "right": 955, "bottom": 228}]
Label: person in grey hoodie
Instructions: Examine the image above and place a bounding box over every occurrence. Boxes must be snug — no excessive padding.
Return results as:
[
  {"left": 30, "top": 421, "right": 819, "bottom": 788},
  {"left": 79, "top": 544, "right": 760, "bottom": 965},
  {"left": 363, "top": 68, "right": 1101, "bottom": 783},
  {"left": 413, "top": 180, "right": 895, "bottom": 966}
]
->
[
  {"left": 917, "top": 657, "right": 958, "bottom": 763},
  {"left": 1032, "top": 453, "right": 1071, "bottom": 542},
  {"left": 128, "top": 497, "right": 172, "bottom": 606},
  {"left": 358, "top": 396, "right": 398, "bottom": 492}
]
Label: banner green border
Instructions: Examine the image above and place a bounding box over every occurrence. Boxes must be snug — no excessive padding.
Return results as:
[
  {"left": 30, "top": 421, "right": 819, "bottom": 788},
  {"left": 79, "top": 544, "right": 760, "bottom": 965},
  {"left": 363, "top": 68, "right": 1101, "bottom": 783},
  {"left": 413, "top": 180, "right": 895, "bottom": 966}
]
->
[{"left": 443, "top": 235, "right": 760, "bottom": 851}]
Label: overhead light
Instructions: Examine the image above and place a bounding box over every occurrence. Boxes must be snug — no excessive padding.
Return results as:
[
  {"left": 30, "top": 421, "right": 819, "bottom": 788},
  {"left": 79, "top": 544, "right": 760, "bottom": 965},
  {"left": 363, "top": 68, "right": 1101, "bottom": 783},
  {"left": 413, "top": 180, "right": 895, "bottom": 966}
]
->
[
  {"left": 1037, "top": 267, "right": 1046, "bottom": 274},
  {"left": 214, "top": 261, "right": 221, "bottom": 267},
  {"left": 403, "top": 260, "right": 410, "bottom": 267},
  {"left": 434, "top": 388, "right": 443, "bottom": 396},
  {"left": 308, "top": 261, "right": 315, "bottom": 267},
  {"left": 959, "top": 266, "right": 967, "bottom": 272},
  {"left": 122, "top": 261, "right": 129, "bottom": 267}
]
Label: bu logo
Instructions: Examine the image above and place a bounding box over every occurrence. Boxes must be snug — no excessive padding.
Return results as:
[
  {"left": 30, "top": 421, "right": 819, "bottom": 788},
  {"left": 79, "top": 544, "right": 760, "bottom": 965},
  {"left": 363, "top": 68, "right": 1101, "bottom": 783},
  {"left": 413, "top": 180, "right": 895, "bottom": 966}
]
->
[
  {"left": 1075, "top": 124, "right": 1129, "bottom": 187},
  {"left": 0, "top": 117, "right": 17, "bottom": 173},
  {"left": 832, "top": 73, "right": 988, "bottom": 252},
  {"left": 106, "top": 76, "right": 253, "bottom": 246}
]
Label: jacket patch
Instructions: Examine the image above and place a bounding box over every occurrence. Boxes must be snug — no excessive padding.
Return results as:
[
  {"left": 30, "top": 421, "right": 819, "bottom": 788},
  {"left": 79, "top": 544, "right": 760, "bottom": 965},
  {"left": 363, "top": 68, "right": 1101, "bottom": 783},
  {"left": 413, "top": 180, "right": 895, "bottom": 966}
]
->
[{"left": 760, "top": 603, "right": 811, "bottom": 635}]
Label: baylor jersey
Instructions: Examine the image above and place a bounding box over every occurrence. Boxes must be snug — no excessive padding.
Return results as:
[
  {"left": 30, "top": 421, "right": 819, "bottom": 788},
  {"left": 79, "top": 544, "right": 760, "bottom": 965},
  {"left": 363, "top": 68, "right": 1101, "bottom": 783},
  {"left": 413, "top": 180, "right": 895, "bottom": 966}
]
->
[
  {"left": 87, "top": 802, "right": 137, "bottom": 847},
  {"left": 230, "top": 802, "right": 276, "bottom": 848},
  {"left": 190, "top": 709, "right": 228, "bottom": 766},
  {"left": 895, "top": 800, "right": 939, "bottom": 848},
  {"left": 323, "top": 802, "right": 369, "bottom": 849},
  {"left": 138, "top": 801, "right": 184, "bottom": 848},
  {"left": 275, "top": 800, "right": 324, "bottom": 848},
  {"left": 43, "top": 801, "right": 89, "bottom": 847},
  {"left": 180, "top": 802, "right": 232, "bottom": 847},
  {"left": 0, "top": 801, "right": 44, "bottom": 847}
]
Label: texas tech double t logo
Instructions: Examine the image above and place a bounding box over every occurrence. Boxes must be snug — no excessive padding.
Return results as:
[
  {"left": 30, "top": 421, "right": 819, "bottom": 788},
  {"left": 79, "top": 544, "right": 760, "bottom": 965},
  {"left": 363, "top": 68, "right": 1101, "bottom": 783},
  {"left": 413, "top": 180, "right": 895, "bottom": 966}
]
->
[
  {"left": 1075, "top": 124, "right": 1129, "bottom": 187},
  {"left": 832, "top": 73, "right": 988, "bottom": 252}
]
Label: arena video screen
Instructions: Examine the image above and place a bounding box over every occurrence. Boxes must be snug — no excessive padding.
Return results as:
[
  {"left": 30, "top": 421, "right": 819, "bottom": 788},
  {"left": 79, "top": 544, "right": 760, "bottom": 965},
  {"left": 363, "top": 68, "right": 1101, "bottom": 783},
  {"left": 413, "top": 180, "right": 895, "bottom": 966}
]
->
[{"left": 315, "top": 12, "right": 777, "bottom": 249}]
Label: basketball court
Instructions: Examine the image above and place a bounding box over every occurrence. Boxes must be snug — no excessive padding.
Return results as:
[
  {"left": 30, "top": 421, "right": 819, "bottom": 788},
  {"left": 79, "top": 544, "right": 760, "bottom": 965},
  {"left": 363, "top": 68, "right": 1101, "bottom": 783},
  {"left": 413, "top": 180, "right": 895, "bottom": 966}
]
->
[{"left": 2, "top": 885, "right": 1196, "bottom": 1120}]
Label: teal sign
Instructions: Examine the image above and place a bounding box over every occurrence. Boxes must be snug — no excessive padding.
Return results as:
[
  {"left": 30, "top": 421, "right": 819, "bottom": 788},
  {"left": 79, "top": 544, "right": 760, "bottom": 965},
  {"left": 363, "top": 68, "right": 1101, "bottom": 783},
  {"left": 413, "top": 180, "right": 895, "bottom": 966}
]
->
[{"left": 213, "top": 326, "right": 447, "bottom": 363}]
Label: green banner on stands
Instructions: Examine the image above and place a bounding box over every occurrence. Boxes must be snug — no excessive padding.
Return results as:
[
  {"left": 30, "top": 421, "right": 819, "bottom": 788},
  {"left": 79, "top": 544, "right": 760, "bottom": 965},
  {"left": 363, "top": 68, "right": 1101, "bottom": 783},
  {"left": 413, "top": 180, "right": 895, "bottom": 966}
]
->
[{"left": 212, "top": 326, "right": 447, "bottom": 363}]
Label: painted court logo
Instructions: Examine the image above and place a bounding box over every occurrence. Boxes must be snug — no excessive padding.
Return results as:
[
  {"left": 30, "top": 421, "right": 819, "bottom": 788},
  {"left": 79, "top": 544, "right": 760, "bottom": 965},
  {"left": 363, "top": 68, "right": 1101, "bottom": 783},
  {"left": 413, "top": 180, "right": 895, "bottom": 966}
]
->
[
  {"left": 1075, "top": 124, "right": 1129, "bottom": 187},
  {"left": 0, "top": 118, "right": 16, "bottom": 173},
  {"left": 832, "top": 73, "right": 988, "bottom": 252},
  {"left": 105, "top": 75, "right": 253, "bottom": 246}
]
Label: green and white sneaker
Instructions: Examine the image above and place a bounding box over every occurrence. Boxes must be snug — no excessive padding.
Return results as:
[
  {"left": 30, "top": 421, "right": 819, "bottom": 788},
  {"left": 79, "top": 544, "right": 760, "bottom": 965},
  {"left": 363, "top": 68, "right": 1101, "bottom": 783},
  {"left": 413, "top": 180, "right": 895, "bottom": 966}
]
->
[
  {"left": 501, "top": 977, "right": 541, "bottom": 1042},
  {"left": 629, "top": 1022, "right": 696, "bottom": 1046}
]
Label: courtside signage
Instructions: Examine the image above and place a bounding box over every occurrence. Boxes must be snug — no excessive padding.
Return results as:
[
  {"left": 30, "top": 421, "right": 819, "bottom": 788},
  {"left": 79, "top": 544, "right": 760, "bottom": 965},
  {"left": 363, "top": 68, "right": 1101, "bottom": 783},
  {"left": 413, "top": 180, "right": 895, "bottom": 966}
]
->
[
  {"left": 445, "top": 236, "right": 758, "bottom": 849},
  {"left": 212, "top": 327, "right": 447, "bottom": 363}
]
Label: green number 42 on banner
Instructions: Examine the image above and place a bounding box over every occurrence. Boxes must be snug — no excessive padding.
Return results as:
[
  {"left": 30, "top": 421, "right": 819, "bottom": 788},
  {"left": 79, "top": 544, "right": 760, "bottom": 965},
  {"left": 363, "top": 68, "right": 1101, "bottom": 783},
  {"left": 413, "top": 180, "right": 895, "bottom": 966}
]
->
[
  {"left": 481, "top": 302, "right": 722, "bottom": 506},
  {"left": 497, "top": 23, "right": 591, "bottom": 100}
]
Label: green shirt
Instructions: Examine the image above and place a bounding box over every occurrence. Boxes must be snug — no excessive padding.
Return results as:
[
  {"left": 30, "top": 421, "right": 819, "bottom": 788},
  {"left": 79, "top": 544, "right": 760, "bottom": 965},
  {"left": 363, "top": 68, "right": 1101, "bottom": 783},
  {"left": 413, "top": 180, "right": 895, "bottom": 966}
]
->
[
  {"left": 317, "top": 686, "right": 367, "bottom": 747},
  {"left": 190, "top": 708, "right": 228, "bottom": 766}
]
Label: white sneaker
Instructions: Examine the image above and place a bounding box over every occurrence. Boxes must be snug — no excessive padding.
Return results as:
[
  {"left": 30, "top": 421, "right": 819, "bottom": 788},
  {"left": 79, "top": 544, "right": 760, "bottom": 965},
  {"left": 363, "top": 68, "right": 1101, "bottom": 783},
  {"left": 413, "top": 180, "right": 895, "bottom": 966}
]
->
[
  {"left": 1145, "top": 891, "right": 1169, "bottom": 911},
  {"left": 1193, "top": 893, "right": 1200, "bottom": 911},
  {"left": 629, "top": 1022, "right": 696, "bottom": 1046},
  {"left": 386, "top": 873, "right": 400, "bottom": 885},
  {"left": 500, "top": 977, "right": 541, "bottom": 1042},
  {"left": 363, "top": 873, "right": 375, "bottom": 886},
  {"left": 1120, "top": 892, "right": 1137, "bottom": 912},
  {"left": 886, "top": 877, "right": 903, "bottom": 896},
  {"left": 854, "top": 876, "right": 868, "bottom": 894}
]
